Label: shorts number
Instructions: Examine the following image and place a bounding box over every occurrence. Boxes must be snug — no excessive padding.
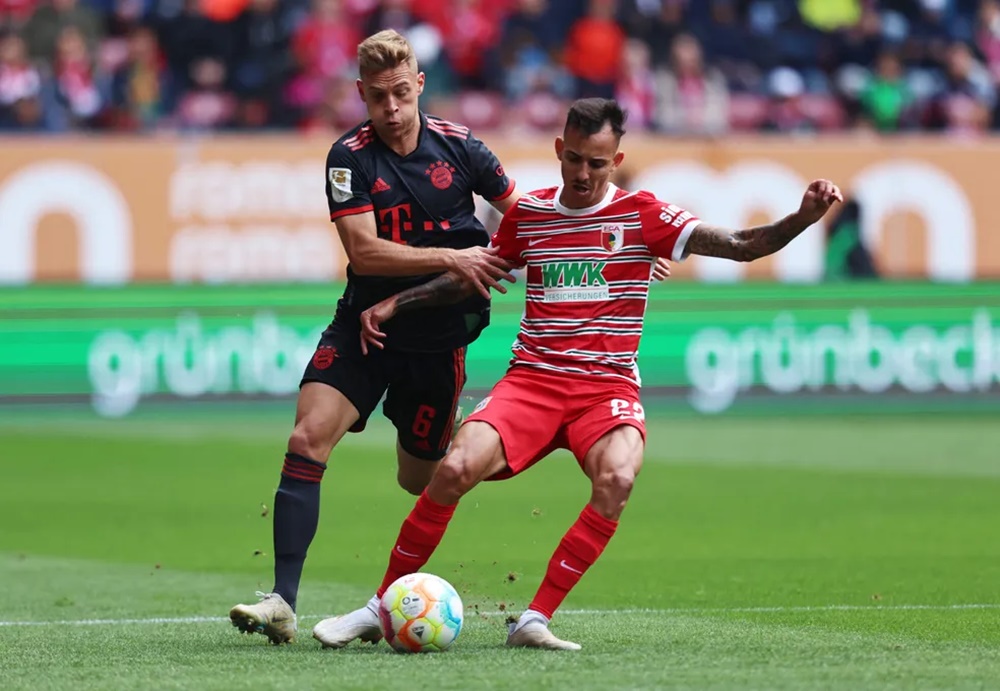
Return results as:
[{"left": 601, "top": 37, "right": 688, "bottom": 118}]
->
[
  {"left": 412, "top": 405, "right": 436, "bottom": 438},
  {"left": 610, "top": 398, "right": 645, "bottom": 421}
]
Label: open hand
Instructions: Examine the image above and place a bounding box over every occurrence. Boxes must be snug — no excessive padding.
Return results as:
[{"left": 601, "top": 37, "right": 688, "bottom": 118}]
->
[
  {"left": 359, "top": 299, "right": 397, "bottom": 355},
  {"left": 798, "top": 179, "right": 844, "bottom": 225},
  {"left": 449, "top": 246, "right": 516, "bottom": 299}
]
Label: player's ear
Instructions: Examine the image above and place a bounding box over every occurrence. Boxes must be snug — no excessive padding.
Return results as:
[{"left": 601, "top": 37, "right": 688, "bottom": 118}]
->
[
  {"left": 356, "top": 78, "right": 365, "bottom": 102},
  {"left": 554, "top": 136, "right": 564, "bottom": 160},
  {"left": 613, "top": 151, "right": 625, "bottom": 168},
  {"left": 416, "top": 72, "right": 425, "bottom": 94}
]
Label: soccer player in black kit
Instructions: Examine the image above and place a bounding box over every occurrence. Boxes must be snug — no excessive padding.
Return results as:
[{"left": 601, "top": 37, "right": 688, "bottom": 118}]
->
[{"left": 228, "top": 29, "right": 520, "bottom": 645}]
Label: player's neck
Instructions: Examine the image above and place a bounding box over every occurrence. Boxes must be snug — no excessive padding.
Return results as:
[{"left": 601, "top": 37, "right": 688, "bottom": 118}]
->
[
  {"left": 377, "top": 118, "right": 421, "bottom": 157},
  {"left": 557, "top": 182, "right": 614, "bottom": 212}
]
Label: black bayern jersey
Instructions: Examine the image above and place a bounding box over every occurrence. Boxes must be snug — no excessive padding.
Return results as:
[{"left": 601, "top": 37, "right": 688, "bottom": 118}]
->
[{"left": 325, "top": 112, "right": 514, "bottom": 352}]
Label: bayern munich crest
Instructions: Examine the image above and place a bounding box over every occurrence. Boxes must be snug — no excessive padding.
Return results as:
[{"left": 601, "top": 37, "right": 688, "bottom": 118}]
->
[
  {"left": 426, "top": 160, "right": 455, "bottom": 190},
  {"left": 601, "top": 224, "right": 624, "bottom": 253}
]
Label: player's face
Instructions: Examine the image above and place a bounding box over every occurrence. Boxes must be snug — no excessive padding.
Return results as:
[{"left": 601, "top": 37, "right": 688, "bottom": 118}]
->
[
  {"left": 555, "top": 125, "right": 625, "bottom": 208},
  {"left": 357, "top": 63, "right": 424, "bottom": 138}
]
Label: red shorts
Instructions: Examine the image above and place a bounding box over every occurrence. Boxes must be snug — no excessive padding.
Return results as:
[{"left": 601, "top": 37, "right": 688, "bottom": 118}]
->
[{"left": 465, "top": 366, "right": 646, "bottom": 480}]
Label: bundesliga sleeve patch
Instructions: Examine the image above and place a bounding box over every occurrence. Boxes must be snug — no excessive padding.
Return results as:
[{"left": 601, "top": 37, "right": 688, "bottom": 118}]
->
[{"left": 328, "top": 167, "right": 354, "bottom": 203}]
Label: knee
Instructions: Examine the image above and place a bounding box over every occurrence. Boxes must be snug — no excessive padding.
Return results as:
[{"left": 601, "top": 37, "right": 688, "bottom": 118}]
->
[
  {"left": 430, "top": 446, "right": 482, "bottom": 500},
  {"left": 601, "top": 467, "right": 635, "bottom": 501},
  {"left": 287, "top": 421, "right": 330, "bottom": 463},
  {"left": 592, "top": 468, "right": 636, "bottom": 520}
]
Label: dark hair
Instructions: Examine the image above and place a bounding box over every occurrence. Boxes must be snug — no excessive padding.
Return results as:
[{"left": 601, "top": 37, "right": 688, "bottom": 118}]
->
[{"left": 564, "top": 98, "right": 628, "bottom": 139}]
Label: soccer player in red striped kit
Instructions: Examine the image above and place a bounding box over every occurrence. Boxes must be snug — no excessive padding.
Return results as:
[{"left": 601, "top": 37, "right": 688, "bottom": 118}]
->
[{"left": 314, "top": 98, "right": 843, "bottom": 650}]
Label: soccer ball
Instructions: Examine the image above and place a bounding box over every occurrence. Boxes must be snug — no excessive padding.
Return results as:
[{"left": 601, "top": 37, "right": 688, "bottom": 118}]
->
[{"left": 378, "top": 573, "right": 464, "bottom": 653}]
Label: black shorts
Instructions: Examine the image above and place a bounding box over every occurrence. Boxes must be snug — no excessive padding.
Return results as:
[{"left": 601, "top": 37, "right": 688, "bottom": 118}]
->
[{"left": 300, "top": 319, "right": 467, "bottom": 461}]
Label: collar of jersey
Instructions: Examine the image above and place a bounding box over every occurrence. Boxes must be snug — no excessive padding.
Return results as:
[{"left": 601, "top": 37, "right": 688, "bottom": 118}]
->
[
  {"left": 373, "top": 112, "right": 427, "bottom": 159},
  {"left": 553, "top": 184, "right": 619, "bottom": 217}
]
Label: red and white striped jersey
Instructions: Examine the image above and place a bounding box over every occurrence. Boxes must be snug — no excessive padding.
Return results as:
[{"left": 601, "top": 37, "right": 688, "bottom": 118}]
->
[{"left": 491, "top": 184, "right": 700, "bottom": 386}]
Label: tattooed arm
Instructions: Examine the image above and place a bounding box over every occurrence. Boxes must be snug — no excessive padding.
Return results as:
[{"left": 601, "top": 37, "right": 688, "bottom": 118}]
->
[
  {"left": 358, "top": 271, "right": 505, "bottom": 354},
  {"left": 686, "top": 214, "right": 814, "bottom": 262},
  {"left": 685, "top": 179, "right": 843, "bottom": 262},
  {"left": 389, "top": 271, "right": 475, "bottom": 311}
]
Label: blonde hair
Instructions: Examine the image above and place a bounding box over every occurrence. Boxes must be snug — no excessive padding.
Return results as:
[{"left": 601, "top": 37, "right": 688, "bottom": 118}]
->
[{"left": 357, "top": 29, "right": 417, "bottom": 77}]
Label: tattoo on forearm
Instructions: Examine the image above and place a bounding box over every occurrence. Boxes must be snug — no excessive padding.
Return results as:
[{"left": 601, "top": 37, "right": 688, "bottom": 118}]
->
[
  {"left": 687, "top": 214, "right": 811, "bottom": 262},
  {"left": 392, "top": 272, "right": 475, "bottom": 314}
]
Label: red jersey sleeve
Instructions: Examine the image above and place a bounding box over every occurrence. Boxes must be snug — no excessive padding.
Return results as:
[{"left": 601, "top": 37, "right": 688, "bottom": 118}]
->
[
  {"left": 634, "top": 190, "right": 701, "bottom": 262},
  {"left": 489, "top": 208, "right": 526, "bottom": 268}
]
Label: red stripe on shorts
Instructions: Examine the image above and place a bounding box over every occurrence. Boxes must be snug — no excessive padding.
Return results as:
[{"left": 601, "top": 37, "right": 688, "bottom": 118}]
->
[{"left": 439, "top": 347, "right": 466, "bottom": 451}]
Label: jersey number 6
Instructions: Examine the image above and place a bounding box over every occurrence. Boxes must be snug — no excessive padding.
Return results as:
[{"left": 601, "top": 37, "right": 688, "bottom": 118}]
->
[{"left": 412, "top": 404, "right": 437, "bottom": 439}]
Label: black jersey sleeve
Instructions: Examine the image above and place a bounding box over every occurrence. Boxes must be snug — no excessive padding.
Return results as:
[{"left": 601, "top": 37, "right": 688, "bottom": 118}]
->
[
  {"left": 466, "top": 134, "right": 515, "bottom": 202},
  {"left": 325, "top": 144, "right": 373, "bottom": 221}
]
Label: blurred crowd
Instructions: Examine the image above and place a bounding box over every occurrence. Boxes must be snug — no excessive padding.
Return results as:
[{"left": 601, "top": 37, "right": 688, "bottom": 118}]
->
[{"left": 1, "top": 0, "right": 999, "bottom": 135}]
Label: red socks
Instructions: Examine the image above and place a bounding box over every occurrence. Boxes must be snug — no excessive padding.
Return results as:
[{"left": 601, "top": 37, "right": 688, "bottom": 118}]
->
[
  {"left": 528, "top": 504, "right": 618, "bottom": 618},
  {"left": 377, "top": 490, "right": 457, "bottom": 597},
  {"left": 375, "top": 496, "right": 617, "bottom": 619}
]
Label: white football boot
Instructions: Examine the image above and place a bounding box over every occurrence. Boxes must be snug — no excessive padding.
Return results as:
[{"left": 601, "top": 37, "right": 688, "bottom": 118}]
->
[
  {"left": 229, "top": 592, "right": 297, "bottom": 645},
  {"left": 506, "top": 617, "right": 581, "bottom": 651},
  {"left": 312, "top": 597, "right": 382, "bottom": 648}
]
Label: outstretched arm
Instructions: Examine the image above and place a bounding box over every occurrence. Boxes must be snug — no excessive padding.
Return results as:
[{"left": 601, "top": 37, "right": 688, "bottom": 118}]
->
[
  {"left": 686, "top": 214, "right": 813, "bottom": 262},
  {"left": 685, "top": 179, "right": 843, "bottom": 262},
  {"left": 359, "top": 272, "right": 506, "bottom": 354}
]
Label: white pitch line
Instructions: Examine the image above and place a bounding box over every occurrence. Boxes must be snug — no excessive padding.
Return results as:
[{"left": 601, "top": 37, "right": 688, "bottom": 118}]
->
[
  {"left": 0, "top": 616, "right": 224, "bottom": 627},
  {"left": 1, "top": 603, "right": 998, "bottom": 628},
  {"left": 558, "top": 603, "right": 1000, "bottom": 615}
]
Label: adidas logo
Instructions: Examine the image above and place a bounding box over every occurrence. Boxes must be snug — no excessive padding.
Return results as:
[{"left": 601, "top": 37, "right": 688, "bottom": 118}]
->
[
  {"left": 414, "top": 439, "right": 431, "bottom": 452},
  {"left": 370, "top": 177, "right": 391, "bottom": 194}
]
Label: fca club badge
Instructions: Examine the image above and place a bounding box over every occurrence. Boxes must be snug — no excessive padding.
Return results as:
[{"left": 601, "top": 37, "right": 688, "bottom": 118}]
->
[{"left": 602, "top": 224, "right": 624, "bottom": 253}]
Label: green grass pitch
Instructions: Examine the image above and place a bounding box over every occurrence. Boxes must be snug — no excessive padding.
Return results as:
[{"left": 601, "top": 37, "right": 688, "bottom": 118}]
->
[{"left": 1, "top": 407, "right": 999, "bottom": 690}]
